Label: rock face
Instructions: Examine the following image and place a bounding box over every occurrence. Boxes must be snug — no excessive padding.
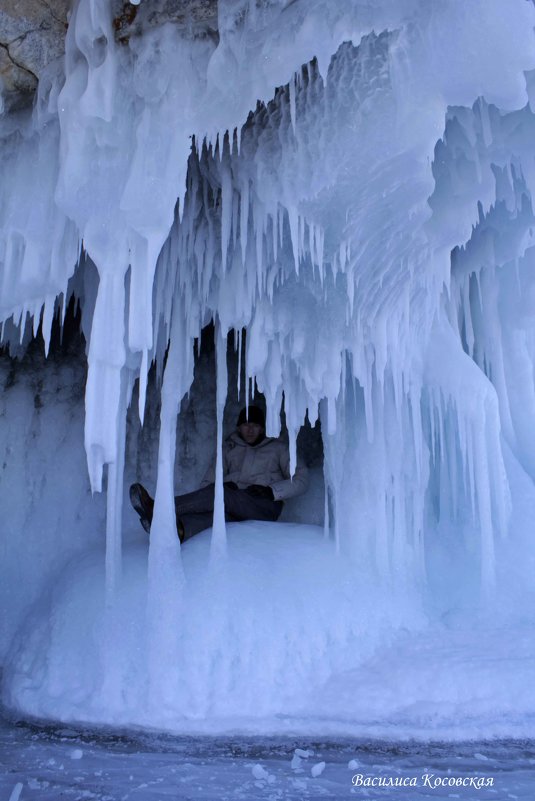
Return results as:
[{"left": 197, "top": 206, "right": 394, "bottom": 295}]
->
[
  {"left": 0, "top": 0, "right": 218, "bottom": 114},
  {"left": 0, "top": 0, "right": 70, "bottom": 112},
  {"left": 112, "top": 0, "right": 218, "bottom": 43}
]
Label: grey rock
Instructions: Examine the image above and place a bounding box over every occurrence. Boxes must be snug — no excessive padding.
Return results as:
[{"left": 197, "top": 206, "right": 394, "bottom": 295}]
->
[
  {"left": 0, "top": 0, "right": 218, "bottom": 113},
  {"left": 0, "top": 0, "right": 69, "bottom": 112},
  {"left": 111, "top": 0, "right": 218, "bottom": 43}
]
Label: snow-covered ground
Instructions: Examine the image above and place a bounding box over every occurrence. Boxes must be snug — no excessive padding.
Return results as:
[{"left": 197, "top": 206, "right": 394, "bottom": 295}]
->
[{"left": 1, "top": 714, "right": 534, "bottom": 801}]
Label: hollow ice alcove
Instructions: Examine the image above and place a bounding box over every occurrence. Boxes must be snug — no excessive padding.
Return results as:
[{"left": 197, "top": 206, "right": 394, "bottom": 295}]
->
[{"left": 2, "top": 0, "right": 535, "bottom": 738}]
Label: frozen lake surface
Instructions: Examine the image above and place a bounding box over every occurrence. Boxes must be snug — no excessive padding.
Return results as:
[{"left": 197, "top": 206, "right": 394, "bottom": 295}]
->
[{"left": 1, "top": 713, "right": 534, "bottom": 801}]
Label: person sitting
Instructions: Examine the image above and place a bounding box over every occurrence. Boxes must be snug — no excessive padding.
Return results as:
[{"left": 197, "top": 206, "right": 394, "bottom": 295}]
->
[{"left": 130, "top": 405, "right": 309, "bottom": 543}]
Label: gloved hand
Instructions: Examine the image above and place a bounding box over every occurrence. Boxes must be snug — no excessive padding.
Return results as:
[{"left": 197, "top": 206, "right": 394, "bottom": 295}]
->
[
  {"left": 245, "top": 484, "right": 275, "bottom": 500},
  {"left": 224, "top": 481, "right": 239, "bottom": 490}
]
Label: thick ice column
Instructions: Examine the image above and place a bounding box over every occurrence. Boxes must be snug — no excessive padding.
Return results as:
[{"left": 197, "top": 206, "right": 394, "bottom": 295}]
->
[
  {"left": 104, "top": 367, "right": 130, "bottom": 602},
  {"left": 147, "top": 297, "right": 193, "bottom": 710},
  {"left": 320, "top": 398, "right": 342, "bottom": 554},
  {"left": 84, "top": 269, "right": 127, "bottom": 492},
  {"left": 425, "top": 322, "right": 511, "bottom": 592}
]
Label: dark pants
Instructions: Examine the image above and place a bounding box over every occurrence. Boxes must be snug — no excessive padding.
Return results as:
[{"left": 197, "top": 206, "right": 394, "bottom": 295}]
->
[{"left": 175, "top": 483, "right": 283, "bottom": 542}]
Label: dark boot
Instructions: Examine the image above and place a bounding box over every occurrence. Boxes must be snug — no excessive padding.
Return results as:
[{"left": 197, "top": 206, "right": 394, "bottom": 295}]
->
[
  {"left": 176, "top": 518, "right": 186, "bottom": 544},
  {"left": 129, "top": 483, "right": 154, "bottom": 533}
]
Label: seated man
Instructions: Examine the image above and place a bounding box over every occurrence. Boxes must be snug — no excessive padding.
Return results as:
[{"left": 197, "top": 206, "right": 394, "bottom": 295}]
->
[{"left": 130, "top": 405, "right": 309, "bottom": 542}]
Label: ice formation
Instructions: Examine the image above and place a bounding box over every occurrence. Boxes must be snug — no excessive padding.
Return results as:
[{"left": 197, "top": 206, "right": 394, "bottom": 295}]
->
[
  {"left": 2, "top": 0, "right": 535, "bottom": 731},
  {"left": 2, "top": 525, "right": 422, "bottom": 729}
]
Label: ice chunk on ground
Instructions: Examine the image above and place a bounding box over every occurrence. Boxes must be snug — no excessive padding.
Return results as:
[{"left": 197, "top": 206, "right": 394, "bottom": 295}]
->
[
  {"left": 251, "top": 764, "right": 269, "bottom": 780},
  {"left": 8, "top": 784, "right": 23, "bottom": 801}
]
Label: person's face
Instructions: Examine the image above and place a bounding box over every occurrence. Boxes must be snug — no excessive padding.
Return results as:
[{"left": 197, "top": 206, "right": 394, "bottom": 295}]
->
[{"left": 238, "top": 422, "right": 264, "bottom": 444}]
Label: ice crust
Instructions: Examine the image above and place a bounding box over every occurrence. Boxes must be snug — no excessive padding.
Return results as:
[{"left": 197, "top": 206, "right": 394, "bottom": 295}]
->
[{"left": 2, "top": 0, "right": 535, "bottom": 732}]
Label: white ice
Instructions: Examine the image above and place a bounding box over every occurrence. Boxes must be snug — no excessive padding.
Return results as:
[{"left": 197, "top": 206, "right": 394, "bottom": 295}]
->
[
  {"left": 2, "top": 523, "right": 422, "bottom": 731},
  {"left": 1, "top": 0, "right": 535, "bottom": 738},
  {"left": 4, "top": 519, "right": 535, "bottom": 740}
]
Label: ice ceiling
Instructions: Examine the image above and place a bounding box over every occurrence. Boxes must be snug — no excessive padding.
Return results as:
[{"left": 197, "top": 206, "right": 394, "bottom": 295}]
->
[{"left": 2, "top": 0, "right": 535, "bottom": 605}]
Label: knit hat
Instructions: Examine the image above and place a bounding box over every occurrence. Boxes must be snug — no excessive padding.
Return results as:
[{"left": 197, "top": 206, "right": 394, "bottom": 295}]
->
[{"left": 237, "top": 405, "right": 265, "bottom": 427}]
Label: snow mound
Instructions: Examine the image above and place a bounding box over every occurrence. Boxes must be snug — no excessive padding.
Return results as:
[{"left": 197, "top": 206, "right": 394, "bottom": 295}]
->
[
  {"left": 308, "top": 626, "right": 535, "bottom": 740},
  {"left": 3, "top": 522, "right": 534, "bottom": 739},
  {"left": 2, "top": 522, "right": 419, "bottom": 731}
]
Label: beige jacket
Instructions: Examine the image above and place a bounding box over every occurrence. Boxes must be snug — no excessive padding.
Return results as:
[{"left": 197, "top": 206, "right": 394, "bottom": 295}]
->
[{"left": 202, "top": 432, "right": 309, "bottom": 501}]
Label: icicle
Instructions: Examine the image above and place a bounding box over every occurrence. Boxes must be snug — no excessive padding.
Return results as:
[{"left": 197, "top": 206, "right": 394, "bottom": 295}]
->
[
  {"left": 100, "top": 369, "right": 131, "bottom": 710},
  {"left": 333, "top": 487, "right": 340, "bottom": 554},
  {"left": 232, "top": 187, "right": 239, "bottom": 248},
  {"left": 220, "top": 138, "right": 232, "bottom": 274},
  {"left": 59, "top": 292, "right": 67, "bottom": 329},
  {"left": 271, "top": 213, "right": 277, "bottom": 261},
  {"left": 289, "top": 74, "right": 297, "bottom": 136},
  {"left": 323, "top": 479, "right": 330, "bottom": 539},
  {"left": 309, "top": 223, "right": 317, "bottom": 269},
  {"left": 391, "top": 476, "right": 407, "bottom": 581},
  {"left": 255, "top": 217, "right": 263, "bottom": 281},
  {"left": 411, "top": 386, "right": 424, "bottom": 483},
  {"left": 211, "top": 319, "right": 228, "bottom": 557},
  {"left": 84, "top": 269, "right": 127, "bottom": 493},
  {"left": 240, "top": 178, "right": 249, "bottom": 264},
  {"left": 105, "top": 365, "right": 128, "bottom": 605},
  {"left": 465, "top": 415, "right": 477, "bottom": 524},
  {"left": 146, "top": 294, "right": 193, "bottom": 710},
  {"left": 288, "top": 419, "right": 297, "bottom": 479},
  {"left": 138, "top": 349, "right": 149, "bottom": 423},
  {"left": 237, "top": 327, "right": 242, "bottom": 397},
  {"left": 298, "top": 214, "right": 305, "bottom": 265},
  {"left": 32, "top": 305, "right": 41, "bottom": 339},
  {"left": 462, "top": 277, "right": 475, "bottom": 356},
  {"left": 474, "top": 414, "right": 496, "bottom": 594},
  {"left": 363, "top": 368, "right": 375, "bottom": 443},
  {"left": 446, "top": 402, "right": 459, "bottom": 520},
  {"left": 375, "top": 484, "right": 389, "bottom": 577},
  {"left": 318, "top": 227, "right": 325, "bottom": 284},
  {"left": 287, "top": 207, "right": 299, "bottom": 272},
  {"left": 41, "top": 296, "right": 55, "bottom": 356},
  {"left": 278, "top": 206, "right": 284, "bottom": 251}
]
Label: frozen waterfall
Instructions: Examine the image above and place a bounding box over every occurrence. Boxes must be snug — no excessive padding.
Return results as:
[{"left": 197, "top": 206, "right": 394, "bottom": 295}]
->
[{"left": 2, "top": 0, "right": 535, "bottom": 733}]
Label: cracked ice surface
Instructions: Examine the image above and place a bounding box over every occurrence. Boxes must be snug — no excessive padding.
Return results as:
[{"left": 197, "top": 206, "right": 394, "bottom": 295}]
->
[{"left": 0, "top": 716, "right": 534, "bottom": 801}]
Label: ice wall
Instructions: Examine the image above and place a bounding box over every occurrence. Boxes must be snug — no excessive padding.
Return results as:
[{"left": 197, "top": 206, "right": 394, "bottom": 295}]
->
[
  {"left": 0, "top": 330, "right": 106, "bottom": 662},
  {"left": 2, "top": 0, "right": 535, "bottom": 678}
]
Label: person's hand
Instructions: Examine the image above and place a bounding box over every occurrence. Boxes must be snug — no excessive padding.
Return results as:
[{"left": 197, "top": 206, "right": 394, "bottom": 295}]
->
[
  {"left": 223, "top": 481, "right": 239, "bottom": 490},
  {"left": 245, "top": 484, "right": 274, "bottom": 500}
]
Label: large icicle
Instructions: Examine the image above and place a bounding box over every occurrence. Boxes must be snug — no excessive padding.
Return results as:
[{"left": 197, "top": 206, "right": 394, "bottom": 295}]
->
[
  {"left": 147, "top": 294, "right": 194, "bottom": 712},
  {"left": 210, "top": 319, "right": 229, "bottom": 556}
]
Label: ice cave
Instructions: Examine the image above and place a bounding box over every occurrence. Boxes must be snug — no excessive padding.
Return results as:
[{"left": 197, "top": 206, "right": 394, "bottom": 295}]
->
[{"left": 2, "top": 0, "right": 535, "bottom": 748}]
